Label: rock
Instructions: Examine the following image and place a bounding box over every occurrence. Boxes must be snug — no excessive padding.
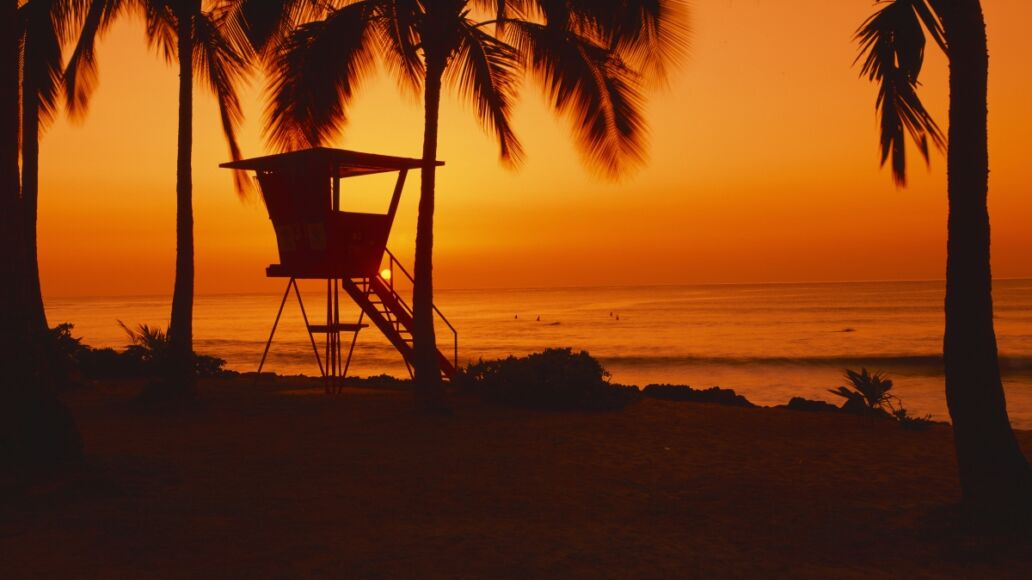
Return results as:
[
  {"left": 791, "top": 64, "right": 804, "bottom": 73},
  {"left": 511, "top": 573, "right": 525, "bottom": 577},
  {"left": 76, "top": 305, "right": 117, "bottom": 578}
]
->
[
  {"left": 642, "top": 384, "right": 756, "bottom": 408},
  {"left": 780, "top": 397, "right": 840, "bottom": 413},
  {"left": 839, "top": 397, "right": 870, "bottom": 415}
]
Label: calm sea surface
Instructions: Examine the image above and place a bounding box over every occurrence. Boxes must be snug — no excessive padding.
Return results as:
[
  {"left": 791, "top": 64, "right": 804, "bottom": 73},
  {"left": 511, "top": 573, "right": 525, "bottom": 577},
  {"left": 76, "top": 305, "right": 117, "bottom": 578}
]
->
[{"left": 48, "top": 279, "right": 1032, "bottom": 429}]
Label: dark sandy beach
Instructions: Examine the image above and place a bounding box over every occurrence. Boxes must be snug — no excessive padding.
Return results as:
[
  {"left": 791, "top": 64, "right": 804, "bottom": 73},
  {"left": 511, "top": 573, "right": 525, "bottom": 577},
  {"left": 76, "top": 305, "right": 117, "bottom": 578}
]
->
[{"left": 4, "top": 377, "right": 1031, "bottom": 578}]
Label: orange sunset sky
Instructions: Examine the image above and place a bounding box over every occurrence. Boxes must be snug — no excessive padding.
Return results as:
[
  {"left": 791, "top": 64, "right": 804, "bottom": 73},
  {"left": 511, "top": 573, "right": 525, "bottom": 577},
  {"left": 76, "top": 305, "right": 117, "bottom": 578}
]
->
[{"left": 37, "top": 0, "right": 1032, "bottom": 297}]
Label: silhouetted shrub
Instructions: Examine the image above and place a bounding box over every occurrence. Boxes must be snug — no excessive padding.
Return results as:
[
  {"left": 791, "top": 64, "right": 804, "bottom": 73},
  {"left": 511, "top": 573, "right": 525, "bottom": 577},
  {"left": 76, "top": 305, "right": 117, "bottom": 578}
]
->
[
  {"left": 342, "top": 374, "right": 409, "bottom": 389},
  {"left": 118, "top": 321, "right": 231, "bottom": 379},
  {"left": 48, "top": 322, "right": 232, "bottom": 381},
  {"left": 642, "top": 384, "right": 756, "bottom": 408},
  {"left": 830, "top": 368, "right": 938, "bottom": 429},
  {"left": 195, "top": 354, "right": 231, "bottom": 378},
  {"left": 457, "top": 348, "right": 639, "bottom": 410},
  {"left": 78, "top": 347, "right": 142, "bottom": 378},
  {"left": 891, "top": 406, "right": 935, "bottom": 431},
  {"left": 119, "top": 321, "right": 172, "bottom": 376},
  {"left": 828, "top": 368, "right": 895, "bottom": 418},
  {"left": 46, "top": 323, "right": 87, "bottom": 387}
]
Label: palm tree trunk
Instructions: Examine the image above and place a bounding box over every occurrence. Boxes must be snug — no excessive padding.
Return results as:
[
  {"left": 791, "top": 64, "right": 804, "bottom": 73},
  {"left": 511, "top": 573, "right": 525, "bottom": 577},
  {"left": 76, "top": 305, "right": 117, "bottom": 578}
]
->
[
  {"left": 1, "top": 0, "right": 23, "bottom": 373},
  {"left": 939, "top": 0, "right": 1031, "bottom": 522},
  {"left": 167, "top": 1, "right": 197, "bottom": 397},
  {"left": 21, "top": 42, "right": 49, "bottom": 334},
  {"left": 412, "top": 58, "right": 446, "bottom": 410}
]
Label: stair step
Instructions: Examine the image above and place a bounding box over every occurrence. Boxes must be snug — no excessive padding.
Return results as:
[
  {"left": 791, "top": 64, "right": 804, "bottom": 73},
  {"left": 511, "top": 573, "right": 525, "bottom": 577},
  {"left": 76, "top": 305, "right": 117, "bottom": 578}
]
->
[{"left": 308, "top": 323, "right": 368, "bottom": 333}]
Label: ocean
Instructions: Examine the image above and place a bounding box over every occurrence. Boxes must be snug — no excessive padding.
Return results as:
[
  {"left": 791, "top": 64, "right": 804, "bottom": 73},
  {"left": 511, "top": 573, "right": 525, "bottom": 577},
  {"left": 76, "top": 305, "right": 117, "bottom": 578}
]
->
[{"left": 48, "top": 279, "right": 1032, "bottom": 429}]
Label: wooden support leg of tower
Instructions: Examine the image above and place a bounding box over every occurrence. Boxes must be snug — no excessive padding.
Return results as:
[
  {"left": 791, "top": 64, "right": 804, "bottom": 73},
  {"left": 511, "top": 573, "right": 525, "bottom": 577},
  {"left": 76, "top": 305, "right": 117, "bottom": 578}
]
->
[
  {"left": 320, "top": 277, "right": 348, "bottom": 394},
  {"left": 255, "top": 277, "right": 293, "bottom": 386},
  {"left": 342, "top": 308, "right": 365, "bottom": 382},
  {"left": 292, "top": 278, "right": 326, "bottom": 381},
  {"left": 334, "top": 278, "right": 343, "bottom": 393},
  {"left": 325, "top": 279, "right": 332, "bottom": 394},
  {"left": 256, "top": 278, "right": 327, "bottom": 386}
]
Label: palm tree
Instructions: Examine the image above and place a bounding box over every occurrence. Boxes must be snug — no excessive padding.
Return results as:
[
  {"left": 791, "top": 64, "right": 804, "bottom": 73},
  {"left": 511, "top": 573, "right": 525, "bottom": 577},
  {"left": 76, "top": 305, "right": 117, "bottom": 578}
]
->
[
  {"left": 1, "top": 0, "right": 30, "bottom": 465},
  {"left": 65, "top": 0, "right": 252, "bottom": 399},
  {"left": 249, "top": 0, "right": 688, "bottom": 410},
  {"left": 857, "top": 0, "right": 1031, "bottom": 522},
  {"left": 2, "top": 3, "right": 17, "bottom": 282},
  {"left": 1, "top": 0, "right": 82, "bottom": 473},
  {"left": 19, "top": 0, "right": 83, "bottom": 335}
]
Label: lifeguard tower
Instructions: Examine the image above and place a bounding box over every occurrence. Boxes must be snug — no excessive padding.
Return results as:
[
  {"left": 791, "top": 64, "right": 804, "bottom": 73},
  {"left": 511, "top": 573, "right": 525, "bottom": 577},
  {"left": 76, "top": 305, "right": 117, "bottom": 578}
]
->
[{"left": 220, "top": 147, "right": 457, "bottom": 390}]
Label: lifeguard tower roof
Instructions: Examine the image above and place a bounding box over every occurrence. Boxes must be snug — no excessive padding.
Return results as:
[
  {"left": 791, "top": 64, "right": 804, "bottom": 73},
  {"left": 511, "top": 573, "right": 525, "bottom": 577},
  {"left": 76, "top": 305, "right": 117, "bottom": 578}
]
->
[{"left": 219, "top": 147, "right": 443, "bottom": 178}]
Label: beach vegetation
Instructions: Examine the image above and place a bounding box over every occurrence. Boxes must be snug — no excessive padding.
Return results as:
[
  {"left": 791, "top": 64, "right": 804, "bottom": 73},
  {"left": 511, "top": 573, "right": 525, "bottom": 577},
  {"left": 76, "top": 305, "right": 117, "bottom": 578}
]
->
[
  {"left": 117, "top": 321, "right": 230, "bottom": 381},
  {"left": 828, "top": 368, "right": 894, "bottom": 414},
  {"left": 457, "top": 348, "right": 639, "bottom": 410},
  {"left": 47, "top": 322, "right": 230, "bottom": 383},
  {"left": 829, "top": 368, "right": 936, "bottom": 429},
  {"left": 856, "top": 0, "right": 1032, "bottom": 521},
  {"left": 890, "top": 406, "right": 935, "bottom": 431}
]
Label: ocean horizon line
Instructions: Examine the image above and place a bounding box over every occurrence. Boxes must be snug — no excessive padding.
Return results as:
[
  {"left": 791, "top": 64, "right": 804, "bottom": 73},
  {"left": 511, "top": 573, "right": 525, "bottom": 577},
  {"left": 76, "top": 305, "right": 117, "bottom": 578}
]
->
[{"left": 44, "top": 276, "right": 1032, "bottom": 301}]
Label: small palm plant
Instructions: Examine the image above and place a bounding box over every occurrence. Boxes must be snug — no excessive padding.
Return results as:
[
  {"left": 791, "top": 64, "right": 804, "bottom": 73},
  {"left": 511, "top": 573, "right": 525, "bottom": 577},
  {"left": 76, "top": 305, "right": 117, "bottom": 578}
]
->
[
  {"left": 828, "top": 368, "right": 894, "bottom": 412},
  {"left": 118, "top": 320, "right": 172, "bottom": 373}
]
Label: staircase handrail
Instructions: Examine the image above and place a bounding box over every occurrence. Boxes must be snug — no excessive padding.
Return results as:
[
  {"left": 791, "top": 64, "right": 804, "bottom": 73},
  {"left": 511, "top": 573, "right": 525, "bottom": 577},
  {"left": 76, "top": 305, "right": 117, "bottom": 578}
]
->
[{"left": 382, "top": 248, "right": 459, "bottom": 372}]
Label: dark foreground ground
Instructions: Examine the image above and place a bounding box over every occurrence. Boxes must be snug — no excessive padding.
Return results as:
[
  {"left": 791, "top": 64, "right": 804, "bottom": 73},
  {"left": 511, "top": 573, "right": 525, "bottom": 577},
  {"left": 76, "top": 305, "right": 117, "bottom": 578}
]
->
[{"left": 3, "top": 377, "right": 1032, "bottom": 578}]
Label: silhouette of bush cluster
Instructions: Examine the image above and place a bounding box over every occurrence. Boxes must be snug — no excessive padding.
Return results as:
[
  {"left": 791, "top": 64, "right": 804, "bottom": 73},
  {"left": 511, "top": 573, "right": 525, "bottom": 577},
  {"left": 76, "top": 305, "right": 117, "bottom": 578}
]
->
[
  {"left": 826, "top": 368, "right": 934, "bottom": 429},
  {"left": 50, "top": 323, "right": 232, "bottom": 382},
  {"left": 457, "top": 348, "right": 639, "bottom": 410}
]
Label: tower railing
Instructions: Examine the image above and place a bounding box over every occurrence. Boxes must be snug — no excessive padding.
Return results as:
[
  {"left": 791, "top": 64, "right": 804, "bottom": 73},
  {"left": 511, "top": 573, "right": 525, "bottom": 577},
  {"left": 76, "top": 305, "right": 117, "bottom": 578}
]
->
[{"left": 380, "top": 248, "right": 459, "bottom": 373}]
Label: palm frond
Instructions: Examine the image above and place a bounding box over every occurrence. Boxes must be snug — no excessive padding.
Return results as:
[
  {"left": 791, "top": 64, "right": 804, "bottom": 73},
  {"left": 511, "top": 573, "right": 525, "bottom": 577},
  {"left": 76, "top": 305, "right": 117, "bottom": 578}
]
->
[
  {"left": 195, "top": 6, "right": 254, "bottom": 197},
  {"left": 447, "top": 18, "right": 524, "bottom": 166},
  {"left": 855, "top": 0, "right": 946, "bottom": 186},
  {"left": 510, "top": 19, "right": 647, "bottom": 178},
  {"left": 48, "top": 0, "right": 87, "bottom": 42},
  {"left": 910, "top": 0, "right": 947, "bottom": 53},
  {"left": 143, "top": 0, "right": 176, "bottom": 65},
  {"left": 265, "top": 0, "right": 379, "bottom": 151},
  {"left": 839, "top": 367, "right": 894, "bottom": 409},
  {"left": 469, "top": 0, "right": 510, "bottom": 19},
  {"left": 598, "top": 0, "right": 690, "bottom": 86},
  {"left": 469, "top": 0, "right": 526, "bottom": 34},
  {"left": 235, "top": 0, "right": 326, "bottom": 56},
  {"left": 372, "top": 0, "right": 422, "bottom": 96},
  {"left": 63, "top": 0, "right": 136, "bottom": 120},
  {"left": 827, "top": 386, "right": 866, "bottom": 405},
  {"left": 514, "top": 1, "right": 689, "bottom": 86},
  {"left": 21, "top": 0, "right": 66, "bottom": 130},
  {"left": 118, "top": 320, "right": 169, "bottom": 351}
]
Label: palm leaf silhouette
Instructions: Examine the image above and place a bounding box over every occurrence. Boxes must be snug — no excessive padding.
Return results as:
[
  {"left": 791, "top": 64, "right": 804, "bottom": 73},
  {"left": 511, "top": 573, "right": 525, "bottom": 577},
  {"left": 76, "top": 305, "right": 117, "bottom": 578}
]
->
[
  {"left": 828, "top": 368, "right": 894, "bottom": 410},
  {"left": 854, "top": 0, "right": 945, "bottom": 185}
]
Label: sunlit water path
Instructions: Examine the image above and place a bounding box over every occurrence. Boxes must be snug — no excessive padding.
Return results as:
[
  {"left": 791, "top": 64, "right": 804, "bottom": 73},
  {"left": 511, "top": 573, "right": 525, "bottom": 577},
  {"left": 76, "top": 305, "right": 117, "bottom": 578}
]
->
[{"left": 49, "top": 279, "right": 1032, "bottom": 428}]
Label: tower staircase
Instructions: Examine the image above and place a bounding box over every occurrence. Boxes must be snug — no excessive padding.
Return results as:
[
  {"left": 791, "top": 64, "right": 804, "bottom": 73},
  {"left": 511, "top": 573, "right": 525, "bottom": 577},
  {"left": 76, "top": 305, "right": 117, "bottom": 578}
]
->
[{"left": 342, "top": 249, "right": 457, "bottom": 381}]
